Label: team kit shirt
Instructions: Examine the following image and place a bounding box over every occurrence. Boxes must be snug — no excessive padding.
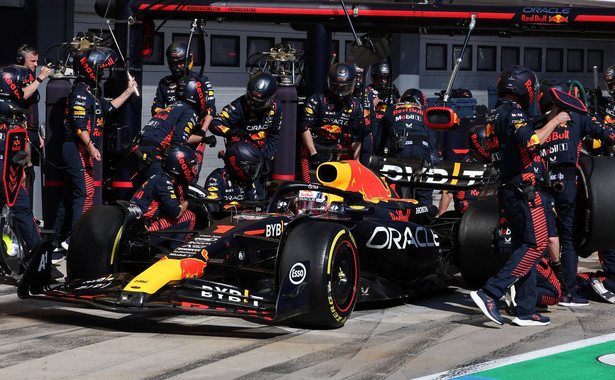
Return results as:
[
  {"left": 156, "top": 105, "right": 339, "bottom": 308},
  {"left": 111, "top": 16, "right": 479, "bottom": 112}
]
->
[
  {"left": 211, "top": 96, "right": 282, "bottom": 160},
  {"left": 300, "top": 92, "right": 363, "bottom": 148},
  {"left": 380, "top": 101, "right": 436, "bottom": 159},
  {"left": 64, "top": 81, "right": 115, "bottom": 148},
  {"left": 131, "top": 172, "right": 186, "bottom": 221},
  {"left": 140, "top": 101, "right": 198, "bottom": 156},
  {"left": 151, "top": 73, "right": 216, "bottom": 117},
  {"left": 538, "top": 111, "right": 615, "bottom": 165},
  {"left": 485, "top": 100, "right": 545, "bottom": 185},
  {"left": 204, "top": 168, "right": 259, "bottom": 201}
]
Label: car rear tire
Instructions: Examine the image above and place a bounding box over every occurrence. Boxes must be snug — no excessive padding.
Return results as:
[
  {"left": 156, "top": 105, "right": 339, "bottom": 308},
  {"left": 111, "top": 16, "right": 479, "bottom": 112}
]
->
[
  {"left": 456, "top": 199, "right": 508, "bottom": 288},
  {"left": 280, "top": 222, "right": 359, "bottom": 329},
  {"left": 67, "top": 206, "right": 125, "bottom": 280}
]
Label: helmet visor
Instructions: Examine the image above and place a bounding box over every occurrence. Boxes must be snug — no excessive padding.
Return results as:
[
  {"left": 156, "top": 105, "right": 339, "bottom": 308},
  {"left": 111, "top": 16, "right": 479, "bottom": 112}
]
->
[
  {"left": 241, "top": 159, "right": 262, "bottom": 180},
  {"left": 328, "top": 81, "right": 354, "bottom": 99},
  {"left": 246, "top": 91, "right": 272, "bottom": 111}
]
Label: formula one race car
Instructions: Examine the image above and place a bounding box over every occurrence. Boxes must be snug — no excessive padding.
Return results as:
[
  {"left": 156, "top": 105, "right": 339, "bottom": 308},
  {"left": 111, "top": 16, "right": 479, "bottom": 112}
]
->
[{"left": 16, "top": 158, "right": 497, "bottom": 329}]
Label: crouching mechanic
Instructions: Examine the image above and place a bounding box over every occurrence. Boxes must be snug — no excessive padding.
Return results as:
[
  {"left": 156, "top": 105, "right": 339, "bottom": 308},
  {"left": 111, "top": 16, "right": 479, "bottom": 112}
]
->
[
  {"left": 204, "top": 141, "right": 262, "bottom": 202},
  {"left": 470, "top": 65, "right": 571, "bottom": 327},
  {"left": 130, "top": 145, "right": 197, "bottom": 249},
  {"left": 210, "top": 72, "right": 281, "bottom": 199},
  {"left": 138, "top": 74, "right": 211, "bottom": 182},
  {"left": 0, "top": 66, "right": 41, "bottom": 251}
]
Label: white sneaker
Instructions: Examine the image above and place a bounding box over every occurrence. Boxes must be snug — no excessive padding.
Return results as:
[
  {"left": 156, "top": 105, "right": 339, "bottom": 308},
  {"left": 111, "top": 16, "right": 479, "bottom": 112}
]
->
[
  {"left": 590, "top": 278, "right": 615, "bottom": 304},
  {"left": 60, "top": 240, "right": 69, "bottom": 251},
  {"left": 504, "top": 285, "right": 517, "bottom": 316}
]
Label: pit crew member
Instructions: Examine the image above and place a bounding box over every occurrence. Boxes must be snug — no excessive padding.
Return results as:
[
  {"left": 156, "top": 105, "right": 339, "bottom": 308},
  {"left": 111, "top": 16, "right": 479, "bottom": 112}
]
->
[
  {"left": 380, "top": 88, "right": 438, "bottom": 204},
  {"left": 300, "top": 62, "right": 362, "bottom": 183},
  {"left": 536, "top": 81, "right": 615, "bottom": 307},
  {"left": 151, "top": 41, "right": 216, "bottom": 167},
  {"left": 0, "top": 66, "right": 41, "bottom": 251},
  {"left": 203, "top": 140, "right": 262, "bottom": 202},
  {"left": 130, "top": 145, "right": 197, "bottom": 249},
  {"left": 470, "top": 65, "right": 570, "bottom": 327},
  {"left": 210, "top": 72, "right": 280, "bottom": 198},
  {"left": 53, "top": 47, "right": 137, "bottom": 250}
]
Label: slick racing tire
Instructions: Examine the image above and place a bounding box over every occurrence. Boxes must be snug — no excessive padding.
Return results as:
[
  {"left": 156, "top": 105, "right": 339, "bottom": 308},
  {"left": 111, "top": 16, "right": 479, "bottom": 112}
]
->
[
  {"left": 456, "top": 199, "right": 508, "bottom": 288},
  {"left": 577, "top": 156, "right": 615, "bottom": 256},
  {"left": 280, "top": 222, "right": 359, "bottom": 329},
  {"left": 0, "top": 208, "right": 27, "bottom": 277},
  {"left": 67, "top": 206, "right": 124, "bottom": 280}
]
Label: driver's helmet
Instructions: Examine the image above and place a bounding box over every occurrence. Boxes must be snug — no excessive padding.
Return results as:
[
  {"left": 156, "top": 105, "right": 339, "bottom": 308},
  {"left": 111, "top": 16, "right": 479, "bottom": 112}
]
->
[
  {"left": 537, "top": 79, "right": 566, "bottom": 114},
  {"left": 293, "top": 190, "right": 331, "bottom": 215},
  {"left": 224, "top": 140, "right": 263, "bottom": 183},
  {"left": 73, "top": 47, "right": 119, "bottom": 88},
  {"left": 166, "top": 41, "right": 193, "bottom": 78},
  {"left": 162, "top": 144, "right": 199, "bottom": 184}
]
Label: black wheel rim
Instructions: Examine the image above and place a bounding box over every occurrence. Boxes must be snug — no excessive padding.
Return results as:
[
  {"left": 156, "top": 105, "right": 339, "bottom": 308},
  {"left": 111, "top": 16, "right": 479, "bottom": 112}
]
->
[{"left": 331, "top": 240, "right": 357, "bottom": 313}]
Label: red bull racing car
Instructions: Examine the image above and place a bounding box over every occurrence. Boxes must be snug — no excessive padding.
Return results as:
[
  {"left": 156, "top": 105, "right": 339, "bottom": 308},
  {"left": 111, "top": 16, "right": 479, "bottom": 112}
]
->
[{"left": 16, "top": 157, "right": 499, "bottom": 329}]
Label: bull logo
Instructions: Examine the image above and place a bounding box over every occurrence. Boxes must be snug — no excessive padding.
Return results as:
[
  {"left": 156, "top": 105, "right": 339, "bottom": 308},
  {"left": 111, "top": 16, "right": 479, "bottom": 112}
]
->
[
  {"left": 322, "top": 124, "right": 342, "bottom": 134},
  {"left": 549, "top": 14, "right": 568, "bottom": 23}
]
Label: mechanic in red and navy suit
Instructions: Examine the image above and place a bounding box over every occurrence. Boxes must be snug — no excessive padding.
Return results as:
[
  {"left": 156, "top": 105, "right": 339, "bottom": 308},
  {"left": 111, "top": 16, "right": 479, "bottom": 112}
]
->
[
  {"left": 139, "top": 74, "right": 213, "bottom": 182},
  {"left": 210, "top": 72, "right": 281, "bottom": 199},
  {"left": 470, "top": 65, "right": 571, "bottom": 327},
  {"left": 0, "top": 66, "right": 41, "bottom": 250},
  {"left": 203, "top": 140, "right": 261, "bottom": 202},
  {"left": 151, "top": 42, "right": 216, "bottom": 170},
  {"left": 535, "top": 81, "right": 615, "bottom": 306},
  {"left": 131, "top": 145, "right": 197, "bottom": 249},
  {"left": 300, "top": 62, "right": 363, "bottom": 183},
  {"left": 53, "top": 47, "right": 137, "bottom": 250},
  {"left": 379, "top": 88, "right": 439, "bottom": 204}
]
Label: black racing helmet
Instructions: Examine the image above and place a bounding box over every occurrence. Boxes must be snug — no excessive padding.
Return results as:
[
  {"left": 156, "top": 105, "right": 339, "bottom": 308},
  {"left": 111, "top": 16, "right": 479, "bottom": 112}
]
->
[
  {"left": 246, "top": 72, "right": 277, "bottom": 112},
  {"left": 497, "top": 65, "right": 538, "bottom": 110},
  {"left": 537, "top": 80, "right": 566, "bottom": 114},
  {"left": 467, "top": 125, "right": 490, "bottom": 163},
  {"left": 400, "top": 88, "right": 427, "bottom": 106},
  {"left": 177, "top": 74, "right": 208, "bottom": 116},
  {"left": 353, "top": 62, "right": 365, "bottom": 88},
  {"left": 73, "top": 47, "right": 119, "bottom": 87},
  {"left": 224, "top": 141, "right": 263, "bottom": 183},
  {"left": 166, "top": 41, "right": 193, "bottom": 78},
  {"left": 328, "top": 62, "right": 355, "bottom": 102},
  {"left": 605, "top": 65, "right": 615, "bottom": 97},
  {"left": 0, "top": 65, "right": 30, "bottom": 102},
  {"left": 162, "top": 144, "right": 199, "bottom": 184},
  {"left": 370, "top": 61, "right": 392, "bottom": 92}
]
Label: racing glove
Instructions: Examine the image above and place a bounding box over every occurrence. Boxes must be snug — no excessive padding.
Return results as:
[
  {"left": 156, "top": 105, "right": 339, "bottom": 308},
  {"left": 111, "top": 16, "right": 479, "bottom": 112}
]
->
[
  {"left": 201, "top": 134, "right": 217, "bottom": 148},
  {"left": 309, "top": 153, "right": 327, "bottom": 168}
]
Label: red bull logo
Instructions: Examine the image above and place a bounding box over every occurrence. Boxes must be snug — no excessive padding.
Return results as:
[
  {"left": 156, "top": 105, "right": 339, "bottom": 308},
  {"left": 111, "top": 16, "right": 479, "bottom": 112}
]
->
[
  {"left": 80, "top": 56, "right": 97, "bottom": 83},
  {"left": 179, "top": 258, "right": 207, "bottom": 278},
  {"left": 322, "top": 124, "right": 342, "bottom": 134},
  {"left": 549, "top": 14, "right": 568, "bottom": 23}
]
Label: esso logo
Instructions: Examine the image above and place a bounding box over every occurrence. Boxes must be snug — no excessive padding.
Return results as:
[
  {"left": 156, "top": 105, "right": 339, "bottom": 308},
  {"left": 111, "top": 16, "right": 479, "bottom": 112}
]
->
[{"left": 289, "top": 262, "right": 306, "bottom": 285}]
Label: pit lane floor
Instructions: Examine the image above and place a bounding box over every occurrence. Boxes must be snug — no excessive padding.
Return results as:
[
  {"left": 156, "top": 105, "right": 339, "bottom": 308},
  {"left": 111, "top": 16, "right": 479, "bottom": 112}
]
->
[{"left": 0, "top": 256, "right": 614, "bottom": 380}]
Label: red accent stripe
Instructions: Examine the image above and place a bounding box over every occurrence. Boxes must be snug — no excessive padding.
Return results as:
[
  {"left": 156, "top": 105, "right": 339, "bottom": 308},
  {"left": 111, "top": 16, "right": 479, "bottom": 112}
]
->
[
  {"left": 272, "top": 174, "right": 296, "bottom": 180},
  {"left": 213, "top": 225, "right": 234, "bottom": 234},
  {"left": 138, "top": 4, "right": 515, "bottom": 20},
  {"left": 110, "top": 181, "right": 134, "bottom": 188},
  {"left": 94, "top": 181, "right": 103, "bottom": 187},
  {"left": 244, "top": 229, "right": 265, "bottom": 235},
  {"left": 453, "top": 149, "right": 470, "bottom": 154},
  {"left": 575, "top": 15, "right": 615, "bottom": 22}
]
